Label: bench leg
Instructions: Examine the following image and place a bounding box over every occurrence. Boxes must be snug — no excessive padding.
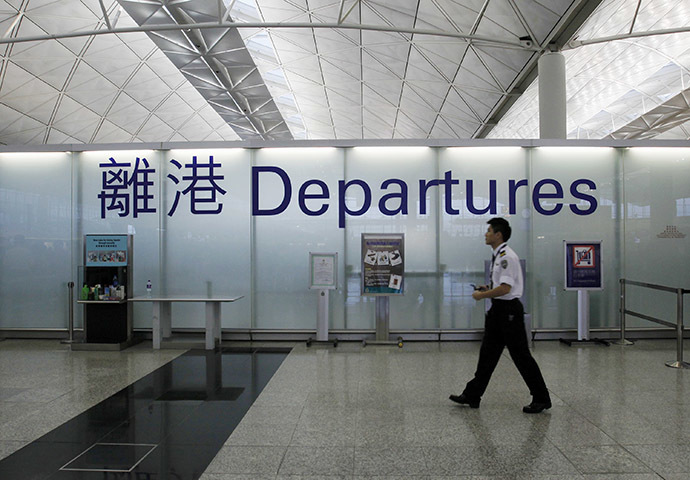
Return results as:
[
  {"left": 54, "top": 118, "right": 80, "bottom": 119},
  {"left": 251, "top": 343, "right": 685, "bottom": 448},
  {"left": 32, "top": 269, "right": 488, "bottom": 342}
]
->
[
  {"left": 152, "top": 301, "right": 171, "bottom": 349},
  {"left": 205, "top": 302, "right": 221, "bottom": 350}
]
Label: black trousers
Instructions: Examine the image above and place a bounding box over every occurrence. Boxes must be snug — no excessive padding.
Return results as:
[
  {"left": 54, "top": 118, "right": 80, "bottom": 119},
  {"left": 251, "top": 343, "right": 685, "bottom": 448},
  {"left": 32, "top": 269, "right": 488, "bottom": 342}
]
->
[{"left": 463, "top": 298, "right": 550, "bottom": 403}]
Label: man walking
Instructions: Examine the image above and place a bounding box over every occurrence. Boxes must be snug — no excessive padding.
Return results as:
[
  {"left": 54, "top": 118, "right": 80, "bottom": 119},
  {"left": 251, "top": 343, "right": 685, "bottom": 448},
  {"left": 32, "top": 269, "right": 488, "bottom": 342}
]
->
[{"left": 450, "top": 217, "right": 551, "bottom": 414}]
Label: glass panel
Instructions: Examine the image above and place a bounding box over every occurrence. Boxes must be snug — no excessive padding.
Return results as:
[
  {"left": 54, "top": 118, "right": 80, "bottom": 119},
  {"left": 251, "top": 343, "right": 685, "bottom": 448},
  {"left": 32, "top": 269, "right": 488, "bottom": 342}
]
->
[
  {"left": 0, "top": 152, "right": 72, "bottom": 328},
  {"left": 343, "top": 147, "right": 438, "bottom": 330},
  {"left": 160, "top": 149, "right": 252, "bottom": 328},
  {"left": 530, "top": 147, "right": 620, "bottom": 329},
  {"left": 253, "top": 148, "right": 345, "bottom": 329},
  {"left": 439, "top": 147, "right": 529, "bottom": 329},
  {"left": 623, "top": 147, "right": 690, "bottom": 328},
  {"left": 75, "top": 150, "right": 161, "bottom": 329}
]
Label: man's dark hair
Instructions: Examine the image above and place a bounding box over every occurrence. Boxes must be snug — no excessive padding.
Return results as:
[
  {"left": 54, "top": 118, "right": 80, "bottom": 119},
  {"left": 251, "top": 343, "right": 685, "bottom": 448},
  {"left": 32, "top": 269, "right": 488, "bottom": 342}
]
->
[{"left": 487, "top": 217, "right": 511, "bottom": 242}]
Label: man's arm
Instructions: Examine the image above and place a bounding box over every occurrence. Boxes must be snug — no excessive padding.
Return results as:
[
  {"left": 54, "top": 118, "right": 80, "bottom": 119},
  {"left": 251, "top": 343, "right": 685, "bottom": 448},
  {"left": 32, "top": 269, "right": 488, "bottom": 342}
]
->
[{"left": 472, "top": 283, "right": 511, "bottom": 301}]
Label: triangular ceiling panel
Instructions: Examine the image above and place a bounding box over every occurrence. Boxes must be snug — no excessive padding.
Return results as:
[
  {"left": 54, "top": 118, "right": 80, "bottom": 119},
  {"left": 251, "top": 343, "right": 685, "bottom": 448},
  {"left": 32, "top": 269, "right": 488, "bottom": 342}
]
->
[
  {"left": 10, "top": 41, "right": 76, "bottom": 90},
  {"left": 414, "top": 40, "right": 469, "bottom": 81},
  {"left": 91, "top": 119, "right": 132, "bottom": 143},
  {"left": 429, "top": 117, "right": 461, "bottom": 138},
  {"left": 478, "top": 1, "right": 528, "bottom": 40},
  {"left": 511, "top": 0, "right": 564, "bottom": 45},
  {"left": 137, "top": 114, "right": 174, "bottom": 142}
]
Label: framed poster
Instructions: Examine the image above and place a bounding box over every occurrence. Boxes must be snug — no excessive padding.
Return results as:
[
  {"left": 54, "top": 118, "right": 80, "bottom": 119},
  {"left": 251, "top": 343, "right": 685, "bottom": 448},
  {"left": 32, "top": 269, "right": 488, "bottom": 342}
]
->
[
  {"left": 361, "top": 233, "right": 405, "bottom": 296},
  {"left": 85, "top": 234, "right": 129, "bottom": 266},
  {"left": 309, "top": 252, "right": 338, "bottom": 290},
  {"left": 564, "top": 240, "right": 603, "bottom": 290}
]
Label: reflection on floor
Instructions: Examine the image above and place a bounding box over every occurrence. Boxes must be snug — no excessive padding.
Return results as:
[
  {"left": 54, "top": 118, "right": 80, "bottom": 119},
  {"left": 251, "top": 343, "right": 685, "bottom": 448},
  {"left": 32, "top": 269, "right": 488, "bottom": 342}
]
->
[
  {"left": 0, "top": 341, "right": 289, "bottom": 479},
  {"left": 204, "top": 339, "right": 690, "bottom": 479},
  {"left": 2, "top": 339, "right": 690, "bottom": 479}
]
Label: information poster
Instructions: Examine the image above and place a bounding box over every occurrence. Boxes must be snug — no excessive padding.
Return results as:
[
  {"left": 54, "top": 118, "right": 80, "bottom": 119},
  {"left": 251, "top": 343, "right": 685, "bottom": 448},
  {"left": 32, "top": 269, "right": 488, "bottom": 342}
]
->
[
  {"left": 564, "top": 240, "right": 603, "bottom": 290},
  {"left": 309, "top": 253, "right": 337, "bottom": 289},
  {"left": 85, "top": 235, "right": 128, "bottom": 266},
  {"left": 361, "top": 233, "right": 405, "bottom": 295}
]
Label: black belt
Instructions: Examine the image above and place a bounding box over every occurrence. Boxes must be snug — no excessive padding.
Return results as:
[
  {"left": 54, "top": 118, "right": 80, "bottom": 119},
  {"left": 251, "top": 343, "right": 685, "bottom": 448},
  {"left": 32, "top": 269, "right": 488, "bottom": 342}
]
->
[{"left": 491, "top": 298, "right": 521, "bottom": 304}]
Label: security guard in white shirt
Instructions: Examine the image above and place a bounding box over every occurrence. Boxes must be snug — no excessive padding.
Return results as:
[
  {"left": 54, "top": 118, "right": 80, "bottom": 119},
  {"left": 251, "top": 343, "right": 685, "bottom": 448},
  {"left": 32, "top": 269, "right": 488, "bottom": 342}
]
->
[{"left": 450, "top": 217, "right": 552, "bottom": 414}]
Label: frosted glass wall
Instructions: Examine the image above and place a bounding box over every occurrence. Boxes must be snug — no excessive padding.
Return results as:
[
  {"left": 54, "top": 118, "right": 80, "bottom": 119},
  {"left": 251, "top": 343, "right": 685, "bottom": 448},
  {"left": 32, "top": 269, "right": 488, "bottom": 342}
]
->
[
  {"left": 343, "top": 147, "right": 438, "bottom": 330},
  {"left": 623, "top": 148, "right": 690, "bottom": 328},
  {"left": 253, "top": 148, "right": 345, "bottom": 329},
  {"left": 530, "top": 147, "right": 621, "bottom": 329},
  {"left": 76, "top": 150, "right": 162, "bottom": 328},
  {"left": 439, "top": 147, "right": 529, "bottom": 329},
  {"left": 0, "top": 152, "right": 72, "bottom": 328},
  {"left": 0, "top": 145, "right": 688, "bottom": 334},
  {"left": 160, "top": 149, "right": 252, "bottom": 328}
]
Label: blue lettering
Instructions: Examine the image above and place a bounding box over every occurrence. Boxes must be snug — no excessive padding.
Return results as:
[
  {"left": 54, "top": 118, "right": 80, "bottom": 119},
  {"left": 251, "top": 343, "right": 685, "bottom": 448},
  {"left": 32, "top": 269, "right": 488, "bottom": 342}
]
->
[
  {"left": 252, "top": 166, "right": 292, "bottom": 216},
  {"left": 533, "top": 178, "right": 563, "bottom": 215},
  {"left": 569, "top": 179, "right": 598, "bottom": 215},
  {"left": 419, "top": 178, "right": 441, "bottom": 215},
  {"left": 466, "top": 179, "right": 497, "bottom": 215},
  {"left": 443, "top": 170, "right": 460, "bottom": 215},
  {"left": 299, "top": 179, "right": 329, "bottom": 216},
  {"left": 379, "top": 179, "right": 408, "bottom": 216},
  {"left": 338, "top": 179, "right": 371, "bottom": 228},
  {"left": 508, "top": 179, "right": 528, "bottom": 215}
]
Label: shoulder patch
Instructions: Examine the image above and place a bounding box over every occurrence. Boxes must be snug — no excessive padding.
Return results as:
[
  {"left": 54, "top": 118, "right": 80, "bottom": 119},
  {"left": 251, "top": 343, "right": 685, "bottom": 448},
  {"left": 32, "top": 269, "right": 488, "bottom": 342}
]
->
[
  {"left": 499, "top": 251, "right": 507, "bottom": 257},
  {"left": 501, "top": 259, "right": 508, "bottom": 268}
]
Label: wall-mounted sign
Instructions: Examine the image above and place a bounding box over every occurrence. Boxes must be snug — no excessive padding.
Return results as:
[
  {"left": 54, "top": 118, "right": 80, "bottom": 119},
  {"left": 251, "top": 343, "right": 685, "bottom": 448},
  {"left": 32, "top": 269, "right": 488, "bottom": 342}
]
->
[
  {"left": 309, "top": 253, "right": 338, "bottom": 290},
  {"left": 564, "top": 240, "right": 603, "bottom": 290},
  {"left": 361, "top": 233, "right": 405, "bottom": 296},
  {"left": 85, "top": 234, "right": 128, "bottom": 266},
  {"left": 92, "top": 151, "right": 600, "bottom": 228}
]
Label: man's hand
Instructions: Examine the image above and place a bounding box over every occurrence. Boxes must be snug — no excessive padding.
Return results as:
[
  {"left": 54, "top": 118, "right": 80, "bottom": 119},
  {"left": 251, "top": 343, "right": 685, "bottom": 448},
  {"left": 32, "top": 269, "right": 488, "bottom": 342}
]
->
[
  {"left": 472, "top": 290, "right": 485, "bottom": 300},
  {"left": 472, "top": 283, "right": 511, "bottom": 301}
]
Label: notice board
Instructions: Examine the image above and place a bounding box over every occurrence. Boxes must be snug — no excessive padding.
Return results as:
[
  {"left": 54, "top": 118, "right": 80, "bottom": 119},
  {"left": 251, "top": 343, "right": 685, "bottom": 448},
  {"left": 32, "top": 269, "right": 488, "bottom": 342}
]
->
[
  {"left": 564, "top": 240, "right": 603, "bottom": 290},
  {"left": 361, "top": 233, "right": 405, "bottom": 296}
]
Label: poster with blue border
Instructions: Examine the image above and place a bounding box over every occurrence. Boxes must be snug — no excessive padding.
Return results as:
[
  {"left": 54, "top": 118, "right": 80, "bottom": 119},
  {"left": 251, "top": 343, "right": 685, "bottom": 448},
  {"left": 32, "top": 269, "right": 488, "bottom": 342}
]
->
[
  {"left": 86, "top": 235, "right": 128, "bottom": 266},
  {"left": 361, "top": 233, "right": 405, "bottom": 296},
  {"left": 564, "top": 240, "right": 603, "bottom": 290}
]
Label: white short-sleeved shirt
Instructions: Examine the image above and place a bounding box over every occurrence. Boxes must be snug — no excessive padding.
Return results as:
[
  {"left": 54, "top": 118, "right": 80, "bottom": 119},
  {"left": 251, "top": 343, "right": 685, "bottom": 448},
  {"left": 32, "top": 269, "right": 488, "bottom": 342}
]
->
[{"left": 490, "top": 243, "right": 523, "bottom": 300}]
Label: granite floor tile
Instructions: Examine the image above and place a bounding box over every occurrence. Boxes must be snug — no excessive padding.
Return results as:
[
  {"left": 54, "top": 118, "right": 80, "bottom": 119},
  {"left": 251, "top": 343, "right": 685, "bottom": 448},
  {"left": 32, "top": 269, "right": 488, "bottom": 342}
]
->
[
  {"left": 623, "top": 444, "right": 690, "bottom": 474},
  {"left": 225, "top": 422, "right": 297, "bottom": 446},
  {"left": 354, "top": 446, "right": 428, "bottom": 476},
  {"left": 422, "top": 445, "right": 506, "bottom": 476},
  {"left": 204, "top": 445, "right": 287, "bottom": 475},
  {"left": 563, "top": 445, "right": 653, "bottom": 474},
  {"left": 279, "top": 446, "right": 355, "bottom": 476}
]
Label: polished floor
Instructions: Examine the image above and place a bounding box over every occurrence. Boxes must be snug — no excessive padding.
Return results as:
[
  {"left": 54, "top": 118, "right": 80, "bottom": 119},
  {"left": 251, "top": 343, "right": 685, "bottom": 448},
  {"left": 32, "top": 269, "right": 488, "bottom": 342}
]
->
[{"left": 2, "top": 339, "right": 690, "bottom": 479}]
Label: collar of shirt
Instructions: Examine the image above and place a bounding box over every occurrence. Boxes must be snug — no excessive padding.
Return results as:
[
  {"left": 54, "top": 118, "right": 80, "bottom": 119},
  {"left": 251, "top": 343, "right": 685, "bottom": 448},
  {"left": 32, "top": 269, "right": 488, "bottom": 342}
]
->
[{"left": 492, "top": 243, "right": 508, "bottom": 256}]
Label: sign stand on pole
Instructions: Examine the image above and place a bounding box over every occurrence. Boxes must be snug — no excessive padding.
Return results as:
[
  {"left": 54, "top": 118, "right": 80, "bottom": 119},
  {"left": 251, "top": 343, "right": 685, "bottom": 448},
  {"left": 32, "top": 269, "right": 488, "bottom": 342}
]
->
[
  {"left": 307, "top": 253, "right": 338, "bottom": 347},
  {"left": 361, "top": 234, "right": 404, "bottom": 348},
  {"left": 560, "top": 240, "right": 609, "bottom": 347}
]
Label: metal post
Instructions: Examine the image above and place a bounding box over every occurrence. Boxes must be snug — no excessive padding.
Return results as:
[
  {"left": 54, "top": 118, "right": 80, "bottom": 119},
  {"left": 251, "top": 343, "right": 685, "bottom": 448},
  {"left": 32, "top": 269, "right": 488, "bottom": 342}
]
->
[
  {"left": 363, "top": 296, "right": 402, "bottom": 346},
  {"left": 613, "top": 278, "right": 633, "bottom": 345},
  {"left": 375, "top": 296, "right": 390, "bottom": 341},
  {"left": 577, "top": 289, "right": 590, "bottom": 341},
  {"left": 317, "top": 289, "right": 329, "bottom": 342},
  {"left": 61, "top": 281, "right": 77, "bottom": 344},
  {"left": 666, "top": 289, "right": 690, "bottom": 368}
]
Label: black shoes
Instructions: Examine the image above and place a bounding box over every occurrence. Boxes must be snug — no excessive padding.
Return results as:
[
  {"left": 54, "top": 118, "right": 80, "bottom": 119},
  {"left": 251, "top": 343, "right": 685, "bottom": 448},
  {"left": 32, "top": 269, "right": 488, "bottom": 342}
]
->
[
  {"left": 449, "top": 393, "right": 480, "bottom": 408},
  {"left": 522, "top": 401, "right": 552, "bottom": 414},
  {"left": 450, "top": 394, "right": 551, "bottom": 413}
]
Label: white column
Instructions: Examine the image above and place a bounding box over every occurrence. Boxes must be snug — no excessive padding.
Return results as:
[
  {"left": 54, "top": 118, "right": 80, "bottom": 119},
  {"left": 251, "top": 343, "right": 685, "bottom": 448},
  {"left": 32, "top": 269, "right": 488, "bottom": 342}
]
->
[{"left": 538, "top": 52, "right": 566, "bottom": 139}]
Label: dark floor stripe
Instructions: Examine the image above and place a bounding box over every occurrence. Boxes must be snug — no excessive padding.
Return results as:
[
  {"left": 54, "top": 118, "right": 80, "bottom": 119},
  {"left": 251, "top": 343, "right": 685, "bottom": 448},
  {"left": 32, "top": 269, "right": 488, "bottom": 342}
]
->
[{"left": 0, "top": 346, "right": 291, "bottom": 480}]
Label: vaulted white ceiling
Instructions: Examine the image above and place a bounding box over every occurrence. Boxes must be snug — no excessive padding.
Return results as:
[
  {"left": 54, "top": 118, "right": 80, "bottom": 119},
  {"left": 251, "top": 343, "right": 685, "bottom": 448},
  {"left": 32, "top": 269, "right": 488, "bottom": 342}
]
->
[{"left": 2, "top": 0, "right": 688, "bottom": 145}]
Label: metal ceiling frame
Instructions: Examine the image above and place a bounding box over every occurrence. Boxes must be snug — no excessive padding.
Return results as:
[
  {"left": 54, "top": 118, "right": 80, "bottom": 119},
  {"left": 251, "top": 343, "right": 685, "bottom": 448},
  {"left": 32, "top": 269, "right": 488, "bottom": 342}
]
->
[
  {"left": 6, "top": 0, "right": 684, "bottom": 144},
  {"left": 0, "top": 20, "right": 541, "bottom": 50}
]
